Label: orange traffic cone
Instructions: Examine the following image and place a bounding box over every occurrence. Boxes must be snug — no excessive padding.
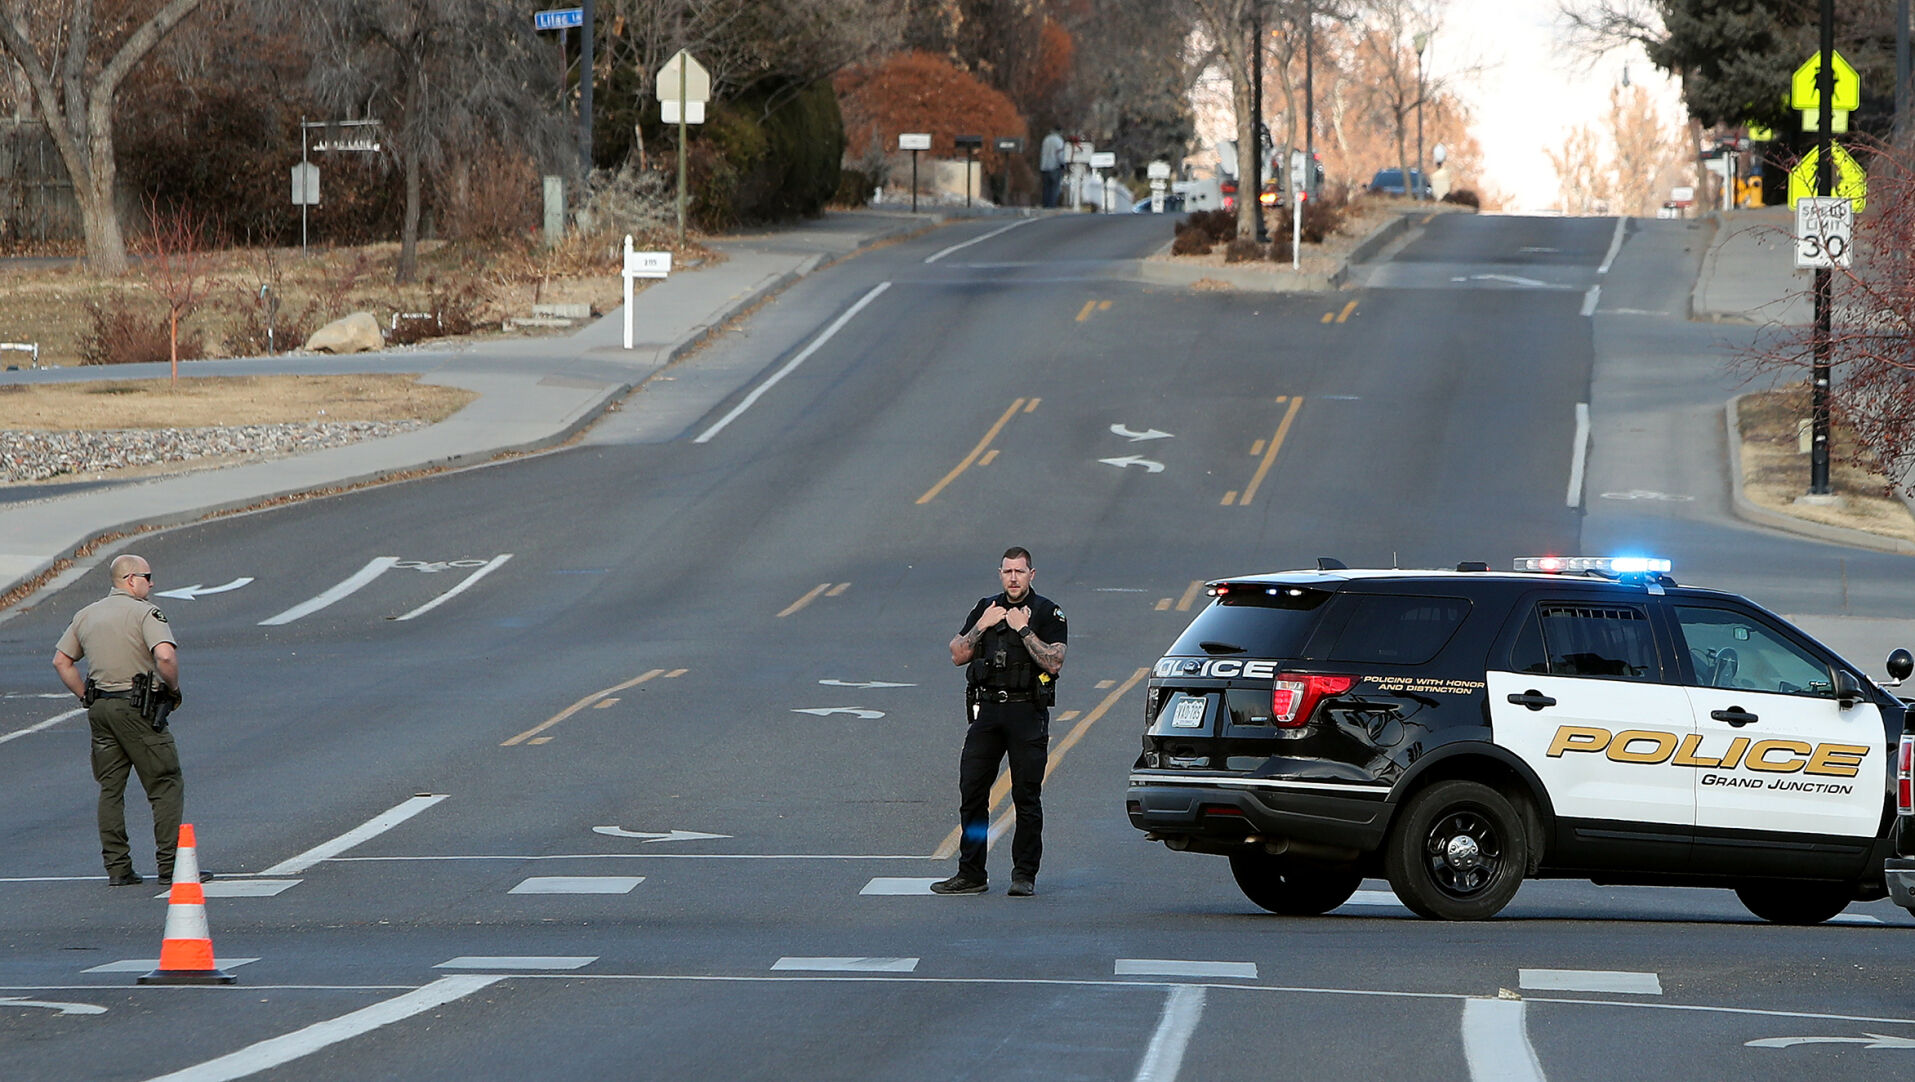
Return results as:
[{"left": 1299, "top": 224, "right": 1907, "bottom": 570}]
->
[{"left": 139, "top": 824, "right": 235, "bottom": 985}]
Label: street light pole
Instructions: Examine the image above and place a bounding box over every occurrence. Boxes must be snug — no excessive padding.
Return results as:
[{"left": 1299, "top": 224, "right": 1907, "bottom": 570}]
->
[{"left": 1304, "top": 1, "right": 1316, "bottom": 202}]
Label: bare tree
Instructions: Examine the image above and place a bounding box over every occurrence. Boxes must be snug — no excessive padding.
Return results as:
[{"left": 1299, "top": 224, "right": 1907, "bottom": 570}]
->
[
  {"left": 303, "top": 0, "right": 562, "bottom": 283},
  {"left": 134, "top": 197, "right": 213, "bottom": 383},
  {"left": 0, "top": 0, "right": 211, "bottom": 273},
  {"left": 1179, "top": 0, "right": 1277, "bottom": 240},
  {"left": 1352, "top": 0, "right": 1443, "bottom": 199},
  {"left": 1545, "top": 124, "right": 1612, "bottom": 214}
]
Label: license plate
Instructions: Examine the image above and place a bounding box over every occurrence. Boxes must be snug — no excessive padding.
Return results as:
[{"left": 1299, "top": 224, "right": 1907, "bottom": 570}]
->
[{"left": 1171, "top": 697, "right": 1206, "bottom": 728}]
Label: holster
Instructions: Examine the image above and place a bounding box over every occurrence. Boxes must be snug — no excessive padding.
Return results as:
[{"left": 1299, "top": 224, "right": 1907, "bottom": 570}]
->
[
  {"left": 82, "top": 676, "right": 98, "bottom": 707},
  {"left": 132, "top": 673, "right": 178, "bottom": 732}
]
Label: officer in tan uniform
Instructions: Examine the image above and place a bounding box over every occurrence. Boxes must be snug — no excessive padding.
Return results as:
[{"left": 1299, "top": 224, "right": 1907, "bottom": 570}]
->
[{"left": 52, "top": 554, "right": 185, "bottom": 886}]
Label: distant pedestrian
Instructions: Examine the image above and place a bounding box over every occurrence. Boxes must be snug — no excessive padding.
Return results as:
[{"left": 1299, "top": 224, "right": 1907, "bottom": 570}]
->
[
  {"left": 53, "top": 554, "right": 189, "bottom": 886},
  {"left": 934, "top": 546, "right": 1067, "bottom": 897},
  {"left": 1039, "top": 130, "right": 1066, "bottom": 209}
]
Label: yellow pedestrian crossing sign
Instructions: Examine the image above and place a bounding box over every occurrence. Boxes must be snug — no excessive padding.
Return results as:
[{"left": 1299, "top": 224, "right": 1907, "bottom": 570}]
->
[
  {"left": 1792, "top": 51, "right": 1860, "bottom": 111},
  {"left": 1788, "top": 144, "right": 1866, "bottom": 212}
]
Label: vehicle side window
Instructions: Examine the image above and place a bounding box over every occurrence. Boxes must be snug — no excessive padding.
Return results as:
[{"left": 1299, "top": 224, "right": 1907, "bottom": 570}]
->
[
  {"left": 1324, "top": 595, "right": 1470, "bottom": 665},
  {"left": 1530, "top": 604, "right": 1659, "bottom": 680},
  {"left": 1674, "top": 605, "right": 1836, "bottom": 697}
]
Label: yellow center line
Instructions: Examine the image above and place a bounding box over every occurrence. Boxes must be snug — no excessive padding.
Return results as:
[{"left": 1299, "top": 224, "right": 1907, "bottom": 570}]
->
[
  {"left": 1237, "top": 395, "right": 1303, "bottom": 507},
  {"left": 1024, "top": 398, "right": 1041, "bottom": 413},
  {"left": 1335, "top": 300, "right": 1358, "bottom": 323},
  {"left": 825, "top": 582, "right": 850, "bottom": 597},
  {"left": 777, "top": 583, "right": 832, "bottom": 618},
  {"left": 980, "top": 449, "right": 1000, "bottom": 466},
  {"left": 502, "top": 669, "right": 666, "bottom": 746},
  {"left": 1075, "top": 300, "right": 1097, "bottom": 322},
  {"left": 932, "top": 667, "right": 1150, "bottom": 859},
  {"left": 917, "top": 398, "right": 1028, "bottom": 505},
  {"left": 1176, "top": 579, "right": 1205, "bottom": 611}
]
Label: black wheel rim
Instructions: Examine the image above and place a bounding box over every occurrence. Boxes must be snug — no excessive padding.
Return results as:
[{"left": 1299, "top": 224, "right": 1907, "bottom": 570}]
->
[{"left": 1422, "top": 807, "right": 1503, "bottom": 899}]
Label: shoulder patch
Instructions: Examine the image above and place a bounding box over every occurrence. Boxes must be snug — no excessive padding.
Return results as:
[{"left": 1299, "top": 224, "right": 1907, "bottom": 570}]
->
[
  {"left": 1052, "top": 607, "right": 1065, "bottom": 622},
  {"left": 149, "top": 608, "right": 168, "bottom": 623}
]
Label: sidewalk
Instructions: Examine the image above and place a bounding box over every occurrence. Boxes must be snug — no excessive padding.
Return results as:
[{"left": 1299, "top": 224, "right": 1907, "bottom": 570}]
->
[
  {"left": 1690, "top": 206, "right": 1812, "bottom": 325},
  {"left": 0, "top": 210, "right": 942, "bottom": 602}
]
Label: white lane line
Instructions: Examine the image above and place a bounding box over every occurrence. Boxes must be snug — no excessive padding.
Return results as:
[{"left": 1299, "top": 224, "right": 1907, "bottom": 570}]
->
[
  {"left": 86, "top": 958, "right": 259, "bottom": 974},
  {"left": 923, "top": 217, "right": 1038, "bottom": 264},
  {"left": 694, "top": 281, "right": 891, "bottom": 443},
  {"left": 258, "top": 794, "right": 448, "bottom": 876},
  {"left": 1566, "top": 402, "right": 1590, "bottom": 508},
  {"left": 434, "top": 957, "right": 595, "bottom": 970},
  {"left": 1520, "top": 969, "right": 1661, "bottom": 995},
  {"left": 395, "top": 554, "right": 513, "bottom": 621},
  {"left": 1462, "top": 998, "right": 1548, "bottom": 1082},
  {"left": 1116, "top": 959, "right": 1258, "bottom": 980},
  {"left": 771, "top": 957, "right": 919, "bottom": 973},
  {"left": 860, "top": 877, "right": 944, "bottom": 895},
  {"left": 1598, "top": 216, "right": 1627, "bottom": 274},
  {"left": 0, "top": 706, "right": 85, "bottom": 746},
  {"left": 141, "top": 974, "right": 503, "bottom": 1082},
  {"left": 194, "top": 880, "right": 301, "bottom": 898},
  {"left": 1340, "top": 890, "right": 1408, "bottom": 908},
  {"left": 1580, "top": 285, "right": 1600, "bottom": 317},
  {"left": 259, "top": 557, "right": 400, "bottom": 626},
  {"left": 508, "top": 876, "right": 644, "bottom": 894},
  {"left": 1132, "top": 985, "right": 1206, "bottom": 1082},
  {"left": 331, "top": 852, "right": 939, "bottom": 862}
]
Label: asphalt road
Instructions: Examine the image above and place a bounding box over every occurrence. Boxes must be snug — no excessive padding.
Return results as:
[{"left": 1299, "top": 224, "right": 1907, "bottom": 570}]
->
[{"left": 3, "top": 211, "right": 1914, "bottom": 1081}]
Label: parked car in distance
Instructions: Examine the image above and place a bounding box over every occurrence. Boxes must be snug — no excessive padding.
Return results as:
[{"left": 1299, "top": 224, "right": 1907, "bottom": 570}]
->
[{"left": 1368, "top": 168, "right": 1432, "bottom": 199}]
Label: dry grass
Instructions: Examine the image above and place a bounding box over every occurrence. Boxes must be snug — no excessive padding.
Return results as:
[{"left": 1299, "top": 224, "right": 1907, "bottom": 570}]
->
[
  {"left": 0, "top": 232, "right": 709, "bottom": 367},
  {"left": 1737, "top": 386, "right": 1915, "bottom": 542},
  {"left": 0, "top": 374, "right": 474, "bottom": 431}
]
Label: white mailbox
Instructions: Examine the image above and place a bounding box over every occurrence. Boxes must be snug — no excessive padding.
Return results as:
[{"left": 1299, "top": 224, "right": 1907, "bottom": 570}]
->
[{"left": 622, "top": 235, "right": 672, "bottom": 350}]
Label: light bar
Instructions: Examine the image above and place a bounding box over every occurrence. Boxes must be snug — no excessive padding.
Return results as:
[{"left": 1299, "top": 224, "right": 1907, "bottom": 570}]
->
[{"left": 1514, "top": 556, "right": 1672, "bottom": 575}]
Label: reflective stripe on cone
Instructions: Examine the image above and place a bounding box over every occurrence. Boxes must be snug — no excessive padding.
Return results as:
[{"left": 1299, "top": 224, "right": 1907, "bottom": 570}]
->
[{"left": 140, "top": 823, "right": 235, "bottom": 985}]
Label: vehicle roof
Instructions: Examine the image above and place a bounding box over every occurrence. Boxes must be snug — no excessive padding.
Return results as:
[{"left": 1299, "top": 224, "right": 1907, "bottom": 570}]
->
[{"left": 1207, "top": 567, "right": 1740, "bottom": 600}]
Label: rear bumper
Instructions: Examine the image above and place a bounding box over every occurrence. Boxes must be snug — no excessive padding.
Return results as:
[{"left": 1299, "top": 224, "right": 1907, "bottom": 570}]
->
[
  {"left": 1885, "top": 857, "right": 1915, "bottom": 908},
  {"left": 1126, "top": 772, "right": 1393, "bottom": 857}
]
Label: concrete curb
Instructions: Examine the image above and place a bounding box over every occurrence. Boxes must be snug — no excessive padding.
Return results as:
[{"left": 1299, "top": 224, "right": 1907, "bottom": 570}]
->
[
  {"left": 1723, "top": 394, "right": 1915, "bottom": 555},
  {"left": 1685, "top": 213, "right": 1721, "bottom": 323},
  {"left": 1329, "top": 211, "right": 1418, "bottom": 288}
]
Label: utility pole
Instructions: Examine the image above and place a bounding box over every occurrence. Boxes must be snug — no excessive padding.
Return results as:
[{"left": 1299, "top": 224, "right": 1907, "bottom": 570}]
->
[
  {"left": 578, "top": 0, "right": 595, "bottom": 173},
  {"left": 1250, "top": 5, "right": 1268, "bottom": 243},
  {"left": 1304, "top": 2, "right": 1316, "bottom": 202},
  {"left": 1810, "top": 0, "right": 1834, "bottom": 495}
]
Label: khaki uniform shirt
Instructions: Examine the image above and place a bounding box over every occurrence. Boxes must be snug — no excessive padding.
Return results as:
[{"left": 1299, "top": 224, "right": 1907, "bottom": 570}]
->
[{"left": 55, "top": 588, "right": 175, "bottom": 692}]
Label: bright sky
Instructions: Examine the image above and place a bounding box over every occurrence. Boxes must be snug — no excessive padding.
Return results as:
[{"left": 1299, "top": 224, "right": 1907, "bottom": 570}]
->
[{"left": 1439, "top": 0, "right": 1685, "bottom": 212}]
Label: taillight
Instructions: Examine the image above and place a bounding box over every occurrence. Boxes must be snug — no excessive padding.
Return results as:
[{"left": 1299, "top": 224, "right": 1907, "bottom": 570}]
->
[
  {"left": 1898, "top": 740, "right": 1913, "bottom": 815},
  {"left": 1271, "top": 673, "right": 1357, "bottom": 727}
]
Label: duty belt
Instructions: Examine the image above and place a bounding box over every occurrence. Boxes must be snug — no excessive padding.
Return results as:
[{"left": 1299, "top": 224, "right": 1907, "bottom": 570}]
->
[
  {"left": 982, "top": 690, "right": 1037, "bottom": 703},
  {"left": 92, "top": 690, "right": 133, "bottom": 700}
]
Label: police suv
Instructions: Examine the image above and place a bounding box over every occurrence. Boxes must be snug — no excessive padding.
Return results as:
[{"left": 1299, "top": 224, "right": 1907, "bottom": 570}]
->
[{"left": 1126, "top": 557, "right": 1915, "bottom": 922}]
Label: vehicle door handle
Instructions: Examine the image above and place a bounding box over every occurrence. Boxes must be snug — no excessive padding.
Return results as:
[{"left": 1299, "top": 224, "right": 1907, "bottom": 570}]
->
[
  {"left": 1507, "top": 691, "right": 1557, "bottom": 711},
  {"left": 1710, "top": 707, "right": 1759, "bottom": 727}
]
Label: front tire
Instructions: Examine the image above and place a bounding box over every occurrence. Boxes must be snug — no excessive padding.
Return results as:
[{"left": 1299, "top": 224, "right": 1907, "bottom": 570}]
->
[
  {"left": 1383, "top": 779, "right": 1528, "bottom": 920},
  {"left": 1735, "top": 881, "right": 1854, "bottom": 925},
  {"left": 1228, "top": 851, "right": 1363, "bottom": 915}
]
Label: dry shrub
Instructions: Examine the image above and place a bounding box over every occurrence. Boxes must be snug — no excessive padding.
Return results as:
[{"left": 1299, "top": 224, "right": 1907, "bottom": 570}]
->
[
  {"left": 1171, "top": 227, "right": 1212, "bottom": 255},
  {"left": 437, "top": 149, "right": 540, "bottom": 242},
  {"left": 78, "top": 296, "right": 203, "bottom": 366},
  {"left": 1224, "top": 238, "right": 1265, "bottom": 263},
  {"left": 1183, "top": 209, "right": 1237, "bottom": 243},
  {"left": 1267, "top": 237, "right": 1295, "bottom": 262},
  {"left": 1300, "top": 191, "right": 1349, "bottom": 244},
  {"left": 383, "top": 279, "right": 485, "bottom": 343},
  {"left": 1442, "top": 189, "right": 1482, "bottom": 209}
]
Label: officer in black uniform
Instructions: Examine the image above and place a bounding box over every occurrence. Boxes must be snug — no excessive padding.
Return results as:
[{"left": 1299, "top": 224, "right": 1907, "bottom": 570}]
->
[{"left": 934, "top": 546, "right": 1067, "bottom": 897}]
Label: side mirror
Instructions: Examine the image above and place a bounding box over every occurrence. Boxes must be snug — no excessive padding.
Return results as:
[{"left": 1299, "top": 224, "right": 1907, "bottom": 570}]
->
[
  {"left": 1889, "top": 649, "right": 1914, "bottom": 683},
  {"left": 1835, "top": 669, "right": 1864, "bottom": 707}
]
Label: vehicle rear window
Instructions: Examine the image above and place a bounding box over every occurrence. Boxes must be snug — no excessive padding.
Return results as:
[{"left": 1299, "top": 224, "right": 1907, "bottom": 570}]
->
[
  {"left": 1323, "top": 595, "right": 1470, "bottom": 665},
  {"left": 1166, "top": 586, "right": 1331, "bottom": 658}
]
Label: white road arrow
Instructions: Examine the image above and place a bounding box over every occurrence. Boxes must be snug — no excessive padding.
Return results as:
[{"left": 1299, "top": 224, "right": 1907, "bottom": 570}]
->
[
  {"left": 1099, "top": 456, "right": 1165, "bottom": 473},
  {"left": 154, "top": 577, "right": 254, "bottom": 601},
  {"left": 818, "top": 680, "right": 916, "bottom": 689},
  {"left": 0, "top": 997, "right": 106, "bottom": 1016},
  {"left": 1109, "top": 424, "right": 1173, "bottom": 442},
  {"left": 792, "top": 707, "right": 887, "bottom": 719},
  {"left": 591, "top": 827, "right": 732, "bottom": 843},
  {"left": 1748, "top": 1034, "right": 1915, "bottom": 1049}
]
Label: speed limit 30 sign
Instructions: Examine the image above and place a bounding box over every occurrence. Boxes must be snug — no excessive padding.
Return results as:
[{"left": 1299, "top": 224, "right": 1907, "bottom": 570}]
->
[{"left": 1795, "top": 196, "right": 1853, "bottom": 269}]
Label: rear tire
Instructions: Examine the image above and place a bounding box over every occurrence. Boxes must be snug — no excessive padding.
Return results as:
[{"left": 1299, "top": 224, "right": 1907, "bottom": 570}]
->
[
  {"left": 1228, "top": 851, "right": 1363, "bottom": 915},
  {"left": 1383, "top": 779, "right": 1528, "bottom": 921},
  {"left": 1734, "top": 881, "right": 1854, "bottom": 925}
]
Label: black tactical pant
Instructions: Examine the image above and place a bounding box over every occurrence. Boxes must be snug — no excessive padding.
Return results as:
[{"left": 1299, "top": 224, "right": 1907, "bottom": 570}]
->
[
  {"left": 956, "top": 699, "right": 1049, "bottom": 883},
  {"left": 89, "top": 697, "right": 183, "bottom": 877}
]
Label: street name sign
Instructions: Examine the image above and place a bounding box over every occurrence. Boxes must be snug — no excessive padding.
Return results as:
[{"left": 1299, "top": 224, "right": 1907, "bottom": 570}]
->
[{"left": 534, "top": 8, "right": 583, "bottom": 31}]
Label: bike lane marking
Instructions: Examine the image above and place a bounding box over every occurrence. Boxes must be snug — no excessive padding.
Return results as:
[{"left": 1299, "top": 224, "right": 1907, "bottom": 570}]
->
[
  {"left": 259, "top": 557, "right": 399, "bottom": 626},
  {"left": 394, "top": 554, "right": 513, "bottom": 621}
]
